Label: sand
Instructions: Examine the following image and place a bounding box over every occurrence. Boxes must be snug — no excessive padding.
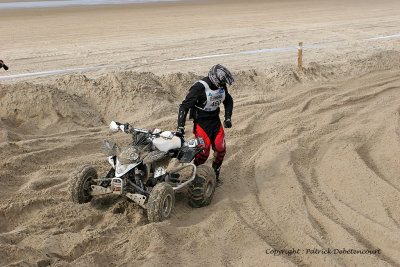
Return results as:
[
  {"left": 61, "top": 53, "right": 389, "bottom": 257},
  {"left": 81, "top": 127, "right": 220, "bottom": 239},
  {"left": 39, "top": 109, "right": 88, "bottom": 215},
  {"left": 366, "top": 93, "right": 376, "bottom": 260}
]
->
[{"left": 1, "top": 0, "right": 400, "bottom": 266}]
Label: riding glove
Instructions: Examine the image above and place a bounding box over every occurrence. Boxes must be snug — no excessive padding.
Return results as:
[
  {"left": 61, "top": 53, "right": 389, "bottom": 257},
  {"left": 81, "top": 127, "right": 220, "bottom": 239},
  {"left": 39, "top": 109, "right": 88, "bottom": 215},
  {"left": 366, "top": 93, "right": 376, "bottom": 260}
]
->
[
  {"left": 175, "top": 126, "right": 185, "bottom": 137},
  {"left": 223, "top": 118, "right": 232, "bottom": 128}
]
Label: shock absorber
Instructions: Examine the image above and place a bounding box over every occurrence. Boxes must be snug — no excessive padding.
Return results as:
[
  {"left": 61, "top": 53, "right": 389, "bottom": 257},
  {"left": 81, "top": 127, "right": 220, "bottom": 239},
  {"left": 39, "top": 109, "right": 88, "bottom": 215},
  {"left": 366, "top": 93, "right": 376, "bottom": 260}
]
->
[{"left": 134, "top": 168, "right": 145, "bottom": 189}]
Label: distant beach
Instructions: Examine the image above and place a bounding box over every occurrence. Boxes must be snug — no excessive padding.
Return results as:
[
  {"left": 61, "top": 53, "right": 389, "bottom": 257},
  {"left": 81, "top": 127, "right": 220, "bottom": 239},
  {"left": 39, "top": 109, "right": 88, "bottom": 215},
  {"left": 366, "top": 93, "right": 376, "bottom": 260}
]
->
[{"left": 0, "top": 0, "right": 181, "bottom": 10}]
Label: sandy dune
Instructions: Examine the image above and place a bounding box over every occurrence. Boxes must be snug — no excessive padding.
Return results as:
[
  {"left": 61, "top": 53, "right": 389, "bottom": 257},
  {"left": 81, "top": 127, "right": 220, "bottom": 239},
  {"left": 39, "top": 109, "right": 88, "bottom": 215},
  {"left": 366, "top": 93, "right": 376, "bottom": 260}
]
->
[{"left": 1, "top": 0, "right": 400, "bottom": 266}]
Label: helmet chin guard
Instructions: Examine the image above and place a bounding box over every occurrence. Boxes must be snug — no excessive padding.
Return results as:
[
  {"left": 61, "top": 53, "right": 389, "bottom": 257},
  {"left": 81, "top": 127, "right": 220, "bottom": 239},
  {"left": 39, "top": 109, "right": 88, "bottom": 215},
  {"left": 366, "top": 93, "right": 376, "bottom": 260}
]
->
[{"left": 208, "top": 64, "right": 234, "bottom": 88}]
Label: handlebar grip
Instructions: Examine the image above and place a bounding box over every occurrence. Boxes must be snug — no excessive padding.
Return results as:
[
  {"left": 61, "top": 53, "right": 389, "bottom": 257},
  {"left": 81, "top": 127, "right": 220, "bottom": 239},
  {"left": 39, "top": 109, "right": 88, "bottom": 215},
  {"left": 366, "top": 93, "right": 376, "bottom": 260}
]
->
[
  {"left": 109, "top": 121, "right": 120, "bottom": 132},
  {"left": 121, "top": 123, "right": 130, "bottom": 133},
  {"left": 110, "top": 121, "right": 130, "bottom": 133}
]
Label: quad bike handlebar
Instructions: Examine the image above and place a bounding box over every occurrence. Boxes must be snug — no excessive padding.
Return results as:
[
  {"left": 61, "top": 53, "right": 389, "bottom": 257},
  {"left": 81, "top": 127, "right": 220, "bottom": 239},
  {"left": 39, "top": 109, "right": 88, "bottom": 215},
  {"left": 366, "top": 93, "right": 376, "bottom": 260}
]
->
[
  {"left": 110, "top": 121, "right": 181, "bottom": 139},
  {"left": 109, "top": 121, "right": 205, "bottom": 151},
  {"left": 110, "top": 121, "right": 152, "bottom": 135}
]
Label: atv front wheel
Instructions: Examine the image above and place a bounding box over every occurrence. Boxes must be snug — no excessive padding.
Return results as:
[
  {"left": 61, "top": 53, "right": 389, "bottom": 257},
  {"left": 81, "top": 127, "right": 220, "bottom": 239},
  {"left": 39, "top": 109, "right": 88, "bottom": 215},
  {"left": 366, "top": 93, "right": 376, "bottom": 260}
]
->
[
  {"left": 147, "top": 183, "right": 175, "bottom": 223},
  {"left": 188, "top": 165, "right": 216, "bottom": 208},
  {"left": 69, "top": 164, "right": 98, "bottom": 204}
]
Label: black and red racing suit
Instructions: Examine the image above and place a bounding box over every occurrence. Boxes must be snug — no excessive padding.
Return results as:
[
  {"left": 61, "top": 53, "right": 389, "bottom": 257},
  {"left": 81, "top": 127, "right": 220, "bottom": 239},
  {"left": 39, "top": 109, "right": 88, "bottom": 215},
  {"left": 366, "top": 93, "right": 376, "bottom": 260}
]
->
[{"left": 178, "top": 76, "right": 233, "bottom": 166}]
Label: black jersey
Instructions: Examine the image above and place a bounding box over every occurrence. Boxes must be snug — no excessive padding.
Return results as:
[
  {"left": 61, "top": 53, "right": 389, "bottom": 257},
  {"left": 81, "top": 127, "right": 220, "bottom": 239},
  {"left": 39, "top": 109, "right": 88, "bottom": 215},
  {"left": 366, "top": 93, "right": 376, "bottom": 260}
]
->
[{"left": 178, "top": 77, "right": 233, "bottom": 127}]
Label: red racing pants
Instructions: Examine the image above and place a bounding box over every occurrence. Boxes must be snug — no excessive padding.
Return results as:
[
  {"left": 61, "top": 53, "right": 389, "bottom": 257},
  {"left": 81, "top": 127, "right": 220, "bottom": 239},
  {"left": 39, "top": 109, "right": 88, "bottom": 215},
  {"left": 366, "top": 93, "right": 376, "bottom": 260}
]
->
[{"left": 193, "top": 119, "right": 226, "bottom": 166}]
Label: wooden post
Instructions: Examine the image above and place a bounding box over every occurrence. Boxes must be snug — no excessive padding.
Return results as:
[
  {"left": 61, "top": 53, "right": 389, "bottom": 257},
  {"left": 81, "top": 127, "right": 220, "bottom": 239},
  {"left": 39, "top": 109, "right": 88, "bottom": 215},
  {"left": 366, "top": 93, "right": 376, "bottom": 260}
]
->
[{"left": 298, "top": 42, "right": 303, "bottom": 71}]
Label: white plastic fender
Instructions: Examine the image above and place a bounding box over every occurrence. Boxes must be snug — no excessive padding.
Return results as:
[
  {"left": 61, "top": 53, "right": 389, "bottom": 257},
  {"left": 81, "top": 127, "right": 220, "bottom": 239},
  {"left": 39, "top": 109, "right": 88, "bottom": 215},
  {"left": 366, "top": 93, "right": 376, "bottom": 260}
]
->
[
  {"left": 152, "top": 136, "right": 181, "bottom": 152},
  {"left": 160, "top": 131, "right": 174, "bottom": 139},
  {"left": 108, "top": 156, "right": 115, "bottom": 168},
  {"left": 115, "top": 158, "right": 140, "bottom": 177}
]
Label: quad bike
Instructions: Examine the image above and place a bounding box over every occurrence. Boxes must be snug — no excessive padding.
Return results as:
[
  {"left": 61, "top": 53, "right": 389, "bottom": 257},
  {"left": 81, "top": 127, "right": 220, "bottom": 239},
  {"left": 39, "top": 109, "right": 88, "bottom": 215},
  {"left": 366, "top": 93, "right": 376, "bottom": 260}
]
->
[{"left": 69, "top": 121, "right": 216, "bottom": 222}]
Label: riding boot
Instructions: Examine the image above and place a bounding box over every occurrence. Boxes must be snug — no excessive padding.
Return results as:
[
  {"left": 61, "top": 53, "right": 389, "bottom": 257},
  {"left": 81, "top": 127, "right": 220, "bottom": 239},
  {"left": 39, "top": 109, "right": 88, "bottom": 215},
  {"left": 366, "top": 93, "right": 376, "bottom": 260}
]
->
[
  {"left": 194, "top": 159, "right": 200, "bottom": 166},
  {"left": 212, "top": 162, "right": 223, "bottom": 186}
]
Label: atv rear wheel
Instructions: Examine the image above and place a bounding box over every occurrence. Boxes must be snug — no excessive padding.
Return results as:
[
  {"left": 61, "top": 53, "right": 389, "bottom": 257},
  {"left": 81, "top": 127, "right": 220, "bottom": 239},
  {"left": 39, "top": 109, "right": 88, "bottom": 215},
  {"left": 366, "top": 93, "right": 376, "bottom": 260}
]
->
[
  {"left": 147, "top": 183, "right": 175, "bottom": 223},
  {"left": 69, "top": 164, "right": 98, "bottom": 204},
  {"left": 188, "top": 165, "right": 216, "bottom": 208}
]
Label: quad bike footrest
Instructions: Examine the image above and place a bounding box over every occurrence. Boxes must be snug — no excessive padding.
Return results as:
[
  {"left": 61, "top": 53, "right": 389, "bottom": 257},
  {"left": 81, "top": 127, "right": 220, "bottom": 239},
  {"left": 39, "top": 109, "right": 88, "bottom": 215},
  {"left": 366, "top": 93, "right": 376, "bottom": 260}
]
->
[
  {"left": 91, "top": 185, "right": 113, "bottom": 196},
  {"left": 126, "top": 193, "right": 147, "bottom": 208}
]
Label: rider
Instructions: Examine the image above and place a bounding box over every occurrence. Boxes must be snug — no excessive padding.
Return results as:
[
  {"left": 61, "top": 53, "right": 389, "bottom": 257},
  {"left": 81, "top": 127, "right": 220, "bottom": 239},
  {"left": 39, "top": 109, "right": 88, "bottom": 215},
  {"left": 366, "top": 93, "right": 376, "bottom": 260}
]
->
[{"left": 176, "top": 64, "right": 234, "bottom": 185}]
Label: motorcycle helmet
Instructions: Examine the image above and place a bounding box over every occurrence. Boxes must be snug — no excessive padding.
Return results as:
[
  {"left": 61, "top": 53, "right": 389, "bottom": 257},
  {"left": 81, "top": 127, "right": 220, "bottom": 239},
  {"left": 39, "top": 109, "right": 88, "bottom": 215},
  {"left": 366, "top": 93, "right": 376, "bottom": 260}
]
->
[{"left": 208, "top": 64, "right": 234, "bottom": 88}]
